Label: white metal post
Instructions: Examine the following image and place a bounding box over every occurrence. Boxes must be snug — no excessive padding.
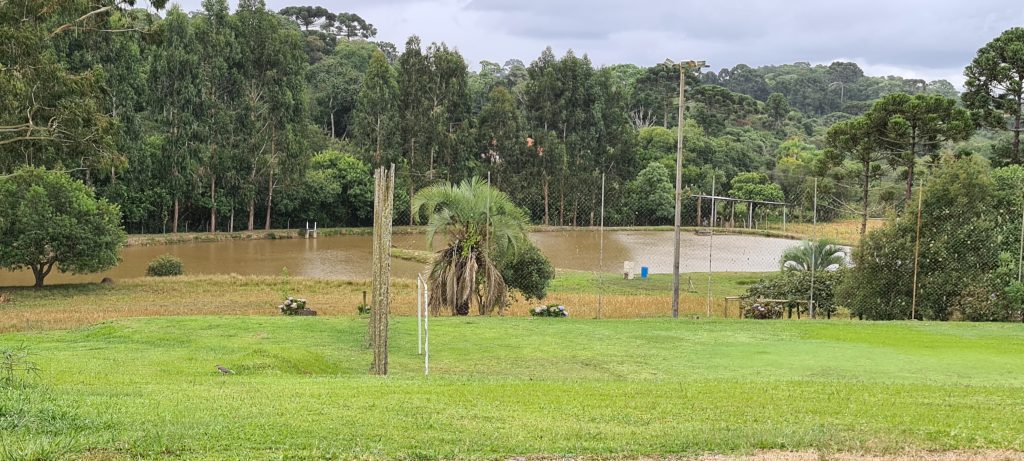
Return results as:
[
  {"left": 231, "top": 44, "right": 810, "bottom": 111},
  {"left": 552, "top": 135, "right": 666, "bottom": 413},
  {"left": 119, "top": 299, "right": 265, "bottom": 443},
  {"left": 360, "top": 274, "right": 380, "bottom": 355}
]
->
[
  {"left": 417, "top": 275, "right": 423, "bottom": 355},
  {"left": 424, "top": 285, "right": 430, "bottom": 376}
]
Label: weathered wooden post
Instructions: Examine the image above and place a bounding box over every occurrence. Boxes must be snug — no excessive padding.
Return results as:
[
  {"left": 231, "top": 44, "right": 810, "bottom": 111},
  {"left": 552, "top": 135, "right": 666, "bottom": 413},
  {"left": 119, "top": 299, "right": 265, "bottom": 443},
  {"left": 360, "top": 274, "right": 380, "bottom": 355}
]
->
[{"left": 370, "top": 164, "right": 395, "bottom": 375}]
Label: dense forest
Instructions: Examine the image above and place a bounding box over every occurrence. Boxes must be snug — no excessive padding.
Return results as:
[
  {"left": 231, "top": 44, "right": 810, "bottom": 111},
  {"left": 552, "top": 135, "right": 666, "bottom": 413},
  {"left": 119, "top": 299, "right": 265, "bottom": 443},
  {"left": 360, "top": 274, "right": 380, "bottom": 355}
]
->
[{"left": 3, "top": 0, "right": 1022, "bottom": 235}]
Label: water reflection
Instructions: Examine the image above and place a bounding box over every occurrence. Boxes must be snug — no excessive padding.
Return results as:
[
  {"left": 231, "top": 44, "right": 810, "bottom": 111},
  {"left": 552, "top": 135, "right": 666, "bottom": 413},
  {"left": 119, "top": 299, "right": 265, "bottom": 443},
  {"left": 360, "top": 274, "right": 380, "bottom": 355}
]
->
[{"left": 0, "top": 231, "right": 799, "bottom": 286}]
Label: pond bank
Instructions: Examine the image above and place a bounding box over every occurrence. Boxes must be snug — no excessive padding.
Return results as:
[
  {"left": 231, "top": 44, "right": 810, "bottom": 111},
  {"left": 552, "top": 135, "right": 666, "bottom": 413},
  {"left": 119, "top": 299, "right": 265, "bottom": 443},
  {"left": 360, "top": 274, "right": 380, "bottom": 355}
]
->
[{"left": 125, "top": 224, "right": 828, "bottom": 247}]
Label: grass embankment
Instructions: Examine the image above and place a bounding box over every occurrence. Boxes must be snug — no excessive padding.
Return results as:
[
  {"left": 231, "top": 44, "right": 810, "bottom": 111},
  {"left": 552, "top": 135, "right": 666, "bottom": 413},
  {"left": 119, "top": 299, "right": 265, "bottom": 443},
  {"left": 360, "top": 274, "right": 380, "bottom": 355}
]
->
[
  {"left": 123, "top": 220, "right": 878, "bottom": 247},
  {"left": 0, "top": 273, "right": 762, "bottom": 333},
  {"left": 2, "top": 317, "right": 1024, "bottom": 460}
]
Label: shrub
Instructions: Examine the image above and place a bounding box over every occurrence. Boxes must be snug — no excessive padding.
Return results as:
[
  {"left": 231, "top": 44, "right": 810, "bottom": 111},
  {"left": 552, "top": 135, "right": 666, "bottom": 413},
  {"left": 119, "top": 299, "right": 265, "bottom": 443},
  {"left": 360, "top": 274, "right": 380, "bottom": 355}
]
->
[
  {"left": 955, "top": 281, "right": 1012, "bottom": 322},
  {"left": 146, "top": 254, "right": 184, "bottom": 277},
  {"left": 496, "top": 242, "right": 554, "bottom": 301},
  {"left": 743, "top": 269, "right": 845, "bottom": 318},
  {"left": 530, "top": 304, "right": 568, "bottom": 318},
  {"left": 280, "top": 297, "right": 315, "bottom": 316},
  {"left": 356, "top": 303, "right": 371, "bottom": 315}
]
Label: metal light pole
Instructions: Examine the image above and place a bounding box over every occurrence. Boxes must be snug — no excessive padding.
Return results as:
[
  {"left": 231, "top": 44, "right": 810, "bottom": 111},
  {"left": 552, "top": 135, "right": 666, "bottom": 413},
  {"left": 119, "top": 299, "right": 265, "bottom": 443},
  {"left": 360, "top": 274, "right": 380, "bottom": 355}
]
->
[{"left": 672, "top": 59, "right": 708, "bottom": 319}]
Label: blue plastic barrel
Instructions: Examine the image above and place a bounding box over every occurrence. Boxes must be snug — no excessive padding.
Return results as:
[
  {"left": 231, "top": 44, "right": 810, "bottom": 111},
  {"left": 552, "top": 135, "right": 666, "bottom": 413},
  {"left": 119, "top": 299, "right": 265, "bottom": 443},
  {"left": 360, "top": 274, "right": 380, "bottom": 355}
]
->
[{"left": 640, "top": 266, "right": 649, "bottom": 279}]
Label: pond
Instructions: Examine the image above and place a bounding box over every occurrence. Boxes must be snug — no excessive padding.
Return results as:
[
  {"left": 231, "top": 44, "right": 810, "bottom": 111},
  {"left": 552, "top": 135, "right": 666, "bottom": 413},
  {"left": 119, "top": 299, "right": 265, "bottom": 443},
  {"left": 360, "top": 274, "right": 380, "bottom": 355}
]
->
[{"left": 0, "top": 230, "right": 799, "bottom": 286}]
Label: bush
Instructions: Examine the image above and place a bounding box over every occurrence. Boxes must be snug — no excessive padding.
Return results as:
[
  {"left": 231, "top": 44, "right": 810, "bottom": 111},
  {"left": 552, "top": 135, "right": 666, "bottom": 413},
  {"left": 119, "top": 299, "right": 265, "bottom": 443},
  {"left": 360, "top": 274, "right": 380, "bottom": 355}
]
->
[
  {"left": 530, "top": 304, "right": 568, "bottom": 317},
  {"left": 146, "top": 254, "right": 184, "bottom": 277},
  {"left": 356, "top": 303, "right": 371, "bottom": 315},
  {"left": 955, "top": 281, "right": 1012, "bottom": 322},
  {"left": 743, "top": 269, "right": 845, "bottom": 318},
  {"left": 497, "top": 243, "right": 554, "bottom": 301}
]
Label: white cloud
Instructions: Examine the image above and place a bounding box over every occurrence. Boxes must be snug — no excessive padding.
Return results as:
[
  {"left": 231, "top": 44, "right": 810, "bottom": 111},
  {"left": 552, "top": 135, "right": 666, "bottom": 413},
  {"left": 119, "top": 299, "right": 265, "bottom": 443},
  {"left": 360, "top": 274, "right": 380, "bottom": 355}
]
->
[{"left": 160, "top": 0, "right": 1024, "bottom": 85}]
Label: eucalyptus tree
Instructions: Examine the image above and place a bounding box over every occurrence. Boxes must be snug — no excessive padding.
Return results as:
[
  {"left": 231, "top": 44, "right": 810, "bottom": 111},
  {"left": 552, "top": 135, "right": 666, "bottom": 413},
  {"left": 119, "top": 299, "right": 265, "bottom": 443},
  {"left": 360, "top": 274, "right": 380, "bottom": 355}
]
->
[
  {"left": 523, "top": 47, "right": 562, "bottom": 224},
  {"left": 194, "top": 0, "right": 238, "bottom": 231},
  {"left": 353, "top": 50, "right": 400, "bottom": 167},
  {"left": 964, "top": 27, "right": 1024, "bottom": 165},
  {"left": 477, "top": 86, "right": 523, "bottom": 176},
  {"left": 397, "top": 36, "right": 433, "bottom": 219},
  {"left": 234, "top": 0, "right": 310, "bottom": 230},
  {"left": 148, "top": 6, "right": 201, "bottom": 233},
  {"left": 633, "top": 61, "right": 680, "bottom": 128},
  {"left": 425, "top": 42, "right": 472, "bottom": 181}
]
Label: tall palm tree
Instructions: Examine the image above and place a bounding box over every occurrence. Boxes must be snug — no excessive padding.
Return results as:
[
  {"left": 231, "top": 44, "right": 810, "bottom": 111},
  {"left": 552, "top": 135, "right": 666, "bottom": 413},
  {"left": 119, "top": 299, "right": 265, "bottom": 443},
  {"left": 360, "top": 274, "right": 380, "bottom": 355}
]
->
[
  {"left": 412, "top": 177, "right": 529, "bottom": 316},
  {"left": 780, "top": 239, "right": 848, "bottom": 272}
]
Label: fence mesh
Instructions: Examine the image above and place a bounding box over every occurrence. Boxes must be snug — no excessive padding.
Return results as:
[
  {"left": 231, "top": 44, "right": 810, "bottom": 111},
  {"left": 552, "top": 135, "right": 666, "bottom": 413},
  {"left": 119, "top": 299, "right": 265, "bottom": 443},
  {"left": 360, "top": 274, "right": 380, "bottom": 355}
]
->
[{"left": 476, "top": 158, "right": 1024, "bottom": 322}]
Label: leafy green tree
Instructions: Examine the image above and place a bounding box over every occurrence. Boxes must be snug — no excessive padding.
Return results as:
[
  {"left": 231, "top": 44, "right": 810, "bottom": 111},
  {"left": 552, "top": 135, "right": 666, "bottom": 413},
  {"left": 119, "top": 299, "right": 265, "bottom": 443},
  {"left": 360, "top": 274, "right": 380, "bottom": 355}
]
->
[
  {"left": 412, "top": 177, "right": 531, "bottom": 316},
  {"left": 234, "top": 0, "right": 310, "bottom": 230},
  {"left": 840, "top": 156, "right": 1001, "bottom": 320},
  {"left": 294, "top": 149, "right": 373, "bottom": 227},
  {"left": 353, "top": 50, "right": 399, "bottom": 166},
  {"left": 730, "top": 172, "right": 784, "bottom": 202},
  {"left": 0, "top": 0, "right": 118, "bottom": 174},
  {"left": 964, "top": 27, "right": 1024, "bottom": 164},
  {"left": 494, "top": 243, "right": 554, "bottom": 302},
  {"left": 632, "top": 61, "right": 683, "bottom": 128},
  {"left": 308, "top": 40, "right": 377, "bottom": 139},
  {"left": 477, "top": 86, "right": 524, "bottom": 183},
  {"left": 863, "top": 93, "right": 973, "bottom": 202},
  {"left": 689, "top": 85, "right": 759, "bottom": 135},
  {"left": 0, "top": 167, "right": 126, "bottom": 287},
  {"left": 766, "top": 92, "right": 790, "bottom": 129},
  {"left": 780, "top": 240, "right": 847, "bottom": 272},
  {"left": 624, "top": 162, "right": 675, "bottom": 225}
]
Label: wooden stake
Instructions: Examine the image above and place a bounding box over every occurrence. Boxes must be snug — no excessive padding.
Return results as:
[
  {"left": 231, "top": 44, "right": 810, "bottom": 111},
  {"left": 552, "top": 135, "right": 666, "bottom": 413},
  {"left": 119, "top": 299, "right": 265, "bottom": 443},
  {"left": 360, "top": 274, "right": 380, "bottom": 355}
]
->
[{"left": 370, "top": 165, "right": 395, "bottom": 375}]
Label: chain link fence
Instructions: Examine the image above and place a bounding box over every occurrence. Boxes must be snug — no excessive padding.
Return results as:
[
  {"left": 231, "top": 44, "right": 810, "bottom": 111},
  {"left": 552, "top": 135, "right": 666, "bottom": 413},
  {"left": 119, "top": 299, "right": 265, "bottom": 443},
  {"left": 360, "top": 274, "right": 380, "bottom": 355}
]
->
[{"left": 488, "top": 158, "right": 1024, "bottom": 321}]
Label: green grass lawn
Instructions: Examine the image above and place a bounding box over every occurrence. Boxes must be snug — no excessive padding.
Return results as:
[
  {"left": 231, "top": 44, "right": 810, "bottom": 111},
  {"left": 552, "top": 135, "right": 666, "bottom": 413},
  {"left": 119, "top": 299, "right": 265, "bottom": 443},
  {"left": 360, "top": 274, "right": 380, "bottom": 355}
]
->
[
  {"left": 551, "top": 270, "right": 764, "bottom": 297},
  {"left": 3, "top": 316, "right": 1024, "bottom": 460}
]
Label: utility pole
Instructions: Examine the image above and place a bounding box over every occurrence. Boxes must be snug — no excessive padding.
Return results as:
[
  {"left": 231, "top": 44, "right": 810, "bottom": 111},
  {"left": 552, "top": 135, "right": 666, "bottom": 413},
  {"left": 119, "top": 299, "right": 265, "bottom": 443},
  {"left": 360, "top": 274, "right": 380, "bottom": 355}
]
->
[{"left": 672, "top": 59, "right": 708, "bottom": 319}]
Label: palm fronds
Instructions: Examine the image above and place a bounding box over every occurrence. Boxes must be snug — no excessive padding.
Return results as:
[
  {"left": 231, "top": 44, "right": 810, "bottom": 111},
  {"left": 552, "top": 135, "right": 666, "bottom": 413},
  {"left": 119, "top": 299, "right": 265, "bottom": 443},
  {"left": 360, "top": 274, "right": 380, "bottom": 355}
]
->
[
  {"left": 415, "top": 177, "right": 525, "bottom": 316},
  {"left": 780, "top": 239, "right": 848, "bottom": 272}
]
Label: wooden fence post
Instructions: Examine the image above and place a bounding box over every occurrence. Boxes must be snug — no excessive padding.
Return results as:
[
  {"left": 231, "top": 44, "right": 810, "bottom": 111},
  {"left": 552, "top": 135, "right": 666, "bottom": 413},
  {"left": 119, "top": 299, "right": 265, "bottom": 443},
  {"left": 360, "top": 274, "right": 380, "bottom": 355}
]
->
[{"left": 370, "top": 165, "right": 395, "bottom": 375}]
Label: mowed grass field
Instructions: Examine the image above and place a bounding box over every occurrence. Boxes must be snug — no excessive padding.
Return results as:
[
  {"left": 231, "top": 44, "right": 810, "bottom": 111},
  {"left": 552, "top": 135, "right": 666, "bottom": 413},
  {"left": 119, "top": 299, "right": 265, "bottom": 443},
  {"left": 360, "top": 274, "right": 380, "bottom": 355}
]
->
[{"left": 3, "top": 314, "right": 1024, "bottom": 460}]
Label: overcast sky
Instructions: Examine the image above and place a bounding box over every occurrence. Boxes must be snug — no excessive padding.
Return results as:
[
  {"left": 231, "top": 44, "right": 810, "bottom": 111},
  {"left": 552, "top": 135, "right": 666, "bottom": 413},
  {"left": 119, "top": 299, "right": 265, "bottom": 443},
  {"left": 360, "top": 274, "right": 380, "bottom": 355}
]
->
[{"left": 163, "top": 0, "right": 1024, "bottom": 88}]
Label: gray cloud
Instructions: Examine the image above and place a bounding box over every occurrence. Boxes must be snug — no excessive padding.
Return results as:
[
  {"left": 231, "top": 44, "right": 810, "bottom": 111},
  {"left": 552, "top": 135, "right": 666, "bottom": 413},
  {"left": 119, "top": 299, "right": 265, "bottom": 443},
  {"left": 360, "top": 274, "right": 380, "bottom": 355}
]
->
[{"left": 164, "top": 0, "right": 1024, "bottom": 87}]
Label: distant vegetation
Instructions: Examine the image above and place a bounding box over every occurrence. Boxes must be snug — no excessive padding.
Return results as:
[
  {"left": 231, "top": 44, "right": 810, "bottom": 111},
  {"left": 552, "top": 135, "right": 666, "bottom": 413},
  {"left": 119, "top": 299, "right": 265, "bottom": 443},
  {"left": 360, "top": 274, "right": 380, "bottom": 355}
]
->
[{"left": 4, "top": 1, "right": 1021, "bottom": 237}]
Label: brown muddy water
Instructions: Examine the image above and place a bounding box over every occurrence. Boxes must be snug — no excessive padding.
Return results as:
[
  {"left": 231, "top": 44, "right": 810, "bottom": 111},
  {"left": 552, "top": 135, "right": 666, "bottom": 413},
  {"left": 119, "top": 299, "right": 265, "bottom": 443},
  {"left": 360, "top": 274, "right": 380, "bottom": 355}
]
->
[{"left": 0, "top": 230, "right": 798, "bottom": 286}]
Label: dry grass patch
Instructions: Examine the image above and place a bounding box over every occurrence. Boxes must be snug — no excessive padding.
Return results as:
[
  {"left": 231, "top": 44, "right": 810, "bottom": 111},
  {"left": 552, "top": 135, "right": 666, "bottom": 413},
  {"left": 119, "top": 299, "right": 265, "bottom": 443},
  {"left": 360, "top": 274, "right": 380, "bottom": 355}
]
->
[{"left": 1, "top": 274, "right": 745, "bottom": 332}]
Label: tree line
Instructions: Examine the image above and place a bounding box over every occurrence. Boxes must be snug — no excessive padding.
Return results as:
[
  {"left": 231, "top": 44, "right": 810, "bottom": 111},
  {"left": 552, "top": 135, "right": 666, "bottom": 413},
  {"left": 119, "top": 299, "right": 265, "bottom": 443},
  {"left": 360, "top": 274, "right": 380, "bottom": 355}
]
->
[{"left": 3, "top": 1, "right": 1023, "bottom": 236}]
